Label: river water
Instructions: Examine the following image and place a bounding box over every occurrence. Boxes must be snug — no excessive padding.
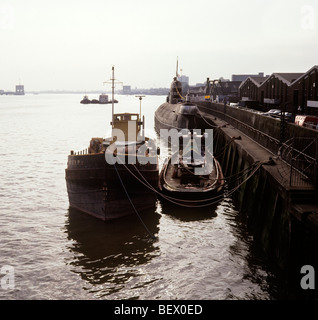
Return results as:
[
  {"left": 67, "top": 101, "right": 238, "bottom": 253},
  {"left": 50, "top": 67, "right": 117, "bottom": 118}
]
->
[{"left": 0, "top": 93, "right": 301, "bottom": 300}]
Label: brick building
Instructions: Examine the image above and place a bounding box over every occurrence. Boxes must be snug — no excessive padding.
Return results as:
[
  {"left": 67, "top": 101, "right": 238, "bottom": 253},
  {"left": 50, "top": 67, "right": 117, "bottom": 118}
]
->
[
  {"left": 289, "top": 65, "right": 318, "bottom": 115},
  {"left": 239, "top": 76, "right": 268, "bottom": 109},
  {"left": 261, "top": 73, "right": 303, "bottom": 111},
  {"left": 238, "top": 66, "right": 318, "bottom": 115}
]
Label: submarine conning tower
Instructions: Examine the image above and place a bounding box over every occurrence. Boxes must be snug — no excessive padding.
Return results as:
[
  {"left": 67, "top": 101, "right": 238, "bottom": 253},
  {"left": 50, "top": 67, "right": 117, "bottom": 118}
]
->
[{"left": 168, "top": 77, "right": 183, "bottom": 104}]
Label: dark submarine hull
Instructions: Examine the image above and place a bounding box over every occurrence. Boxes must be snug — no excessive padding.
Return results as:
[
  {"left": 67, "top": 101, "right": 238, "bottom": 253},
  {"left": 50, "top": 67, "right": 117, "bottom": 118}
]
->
[{"left": 154, "top": 101, "right": 209, "bottom": 133}]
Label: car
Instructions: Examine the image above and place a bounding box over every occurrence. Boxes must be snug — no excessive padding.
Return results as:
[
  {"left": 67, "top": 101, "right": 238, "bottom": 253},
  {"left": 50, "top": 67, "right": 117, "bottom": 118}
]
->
[
  {"left": 282, "top": 112, "right": 293, "bottom": 122},
  {"left": 262, "top": 109, "right": 294, "bottom": 122},
  {"left": 262, "top": 109, "right": 282, "bottom": 117},
  {"left": 295, "top": 115, "right": 318, "bottom": 128}
]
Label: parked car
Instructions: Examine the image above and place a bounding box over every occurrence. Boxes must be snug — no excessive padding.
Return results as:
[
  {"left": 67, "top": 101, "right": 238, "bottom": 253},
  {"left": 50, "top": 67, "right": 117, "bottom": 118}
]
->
[
  {"left": 262, "top": 109, "right": 294, "bottom": 122},
  {"left": 262, "top": 109, "right": 282, "bottom": 117},
  {"left": 295, "top": 115, "right": 318, "bottom": 129},
  {"left": 283, "top": 112, "right": 294, "bottom": 122}
]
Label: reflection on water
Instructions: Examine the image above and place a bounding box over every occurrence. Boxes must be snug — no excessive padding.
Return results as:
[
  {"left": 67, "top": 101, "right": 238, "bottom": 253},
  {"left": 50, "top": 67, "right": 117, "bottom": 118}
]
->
[
  {"left": 64, "top": 194, "right": 282, "bottom": 300},
  {"left": 65, "top": 207, "right": 160, "bottom": 296},
  {"left": 159, "top": 199, "right": 218, "bottom": 222},
  {"left": 0, "top": 94, "right": 304, "bottom": 300}
]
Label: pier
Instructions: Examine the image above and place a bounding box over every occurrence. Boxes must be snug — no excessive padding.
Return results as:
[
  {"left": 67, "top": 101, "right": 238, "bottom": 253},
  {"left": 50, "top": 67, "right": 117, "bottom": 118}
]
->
[{"left": 197, "top": 101, "right": 318, "bottom": 276}]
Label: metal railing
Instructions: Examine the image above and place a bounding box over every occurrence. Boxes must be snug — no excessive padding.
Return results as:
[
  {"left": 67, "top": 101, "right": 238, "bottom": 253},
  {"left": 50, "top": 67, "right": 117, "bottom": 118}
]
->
[
  {"left": 280, "top": 137, "right": 318, "bottom": 187},
  {"left": 198, "top": 103, "right": 318, "bottom": 187}
]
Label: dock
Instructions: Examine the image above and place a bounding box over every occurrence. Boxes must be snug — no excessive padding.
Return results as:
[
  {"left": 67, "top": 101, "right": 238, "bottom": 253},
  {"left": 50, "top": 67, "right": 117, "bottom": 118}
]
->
[{"left": 197, "top": 101, "right": 318, "bottom": 275}]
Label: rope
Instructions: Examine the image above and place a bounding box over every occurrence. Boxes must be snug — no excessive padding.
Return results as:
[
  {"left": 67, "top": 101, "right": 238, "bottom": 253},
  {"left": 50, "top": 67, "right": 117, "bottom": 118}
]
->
[
  {"left": 115, "top": 153, "right": 265, "bottom": 208},
  {"left": 136, "top": 163, "right": 225, "bottom": 207},
  {"left": 155, "top": 113, "right": 184, "bottom": 130},
  {"left": 113, "top": 162, "right": 157, "bottom": 240},
  {"left": 197, "top": 110, "right": 220, "bottom": 128},
  {"left": 116, "top": 156, "right": 224, "bottom": 207},
  {"left": 213, "top": 136, "right": 237, "bottom": 158},
  {"left": 175, "top": 85, "right": 186, "bottom": 101}
]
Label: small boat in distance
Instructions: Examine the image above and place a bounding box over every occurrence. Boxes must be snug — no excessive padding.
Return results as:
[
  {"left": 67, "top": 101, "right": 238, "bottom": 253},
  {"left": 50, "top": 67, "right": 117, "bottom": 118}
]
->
[
  {"left": 158, "top": 132, "right": 224, "bottom": 206},
  {"left": 80, "top": 95, "right": 91, "bottom": 104},
  {"left": 80, "top": 93, "right": 118, "bottom": 105},
  {"left": 98, "top": 93, "right": 118, "bottom": 104}
]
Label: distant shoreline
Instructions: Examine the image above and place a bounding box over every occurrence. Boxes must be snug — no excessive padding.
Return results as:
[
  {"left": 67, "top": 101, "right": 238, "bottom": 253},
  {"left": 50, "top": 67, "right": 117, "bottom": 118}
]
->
[{"left": 23, "top": 89, "right": 170, "bottom": 96}]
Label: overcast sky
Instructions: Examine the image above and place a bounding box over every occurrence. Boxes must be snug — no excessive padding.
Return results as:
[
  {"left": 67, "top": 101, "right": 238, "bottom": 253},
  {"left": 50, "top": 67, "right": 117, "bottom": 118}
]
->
[{"left": 0, "top": 0, "right": 317, "bottom": 91}]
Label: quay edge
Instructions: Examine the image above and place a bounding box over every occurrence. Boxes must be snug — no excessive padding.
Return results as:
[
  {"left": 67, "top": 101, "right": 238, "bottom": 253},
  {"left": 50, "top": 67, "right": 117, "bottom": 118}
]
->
[{"left": 199, "top": 102, "right": 318, "bottom": 282}]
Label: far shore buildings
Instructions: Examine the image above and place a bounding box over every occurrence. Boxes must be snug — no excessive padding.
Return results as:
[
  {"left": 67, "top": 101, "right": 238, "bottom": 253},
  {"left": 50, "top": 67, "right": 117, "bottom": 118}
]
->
[
  {"left": 0, "top": 84, "right": 25, "bottom": 95},
  {"left": 239, "top": 66, "right": 318, "bottom": 115},
  {"left": 232, "top": 72, "right": 266, "bottom": 82},
  {"left": 15, "top": 85, "right": 25, "bottom": 95}
]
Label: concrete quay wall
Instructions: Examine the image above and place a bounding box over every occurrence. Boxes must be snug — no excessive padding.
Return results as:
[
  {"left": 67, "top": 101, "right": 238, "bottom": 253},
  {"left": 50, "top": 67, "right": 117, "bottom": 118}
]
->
[{"left": 204, "top": 108, "right": 318, "bottom": 282}]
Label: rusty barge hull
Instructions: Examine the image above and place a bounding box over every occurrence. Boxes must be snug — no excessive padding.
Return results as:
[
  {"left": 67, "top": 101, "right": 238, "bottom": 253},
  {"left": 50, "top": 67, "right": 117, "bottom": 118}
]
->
[{"left": 65, "top": 153, "right": 159, "bottom": 221}]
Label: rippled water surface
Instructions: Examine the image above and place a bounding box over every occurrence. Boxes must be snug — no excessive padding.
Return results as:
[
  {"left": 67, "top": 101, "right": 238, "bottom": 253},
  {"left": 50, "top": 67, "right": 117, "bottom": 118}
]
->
[{"left": 0, "top": 94, "right": 289, "bottom": 299}]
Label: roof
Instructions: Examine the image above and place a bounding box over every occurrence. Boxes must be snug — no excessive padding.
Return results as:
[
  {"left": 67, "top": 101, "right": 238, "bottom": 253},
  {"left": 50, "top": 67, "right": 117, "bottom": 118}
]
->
[
  {"left": 239, "top": 76, "right": 269, "bottom": 89},
  {"left": 272, "top": 73, "right": 305, "bottom": 85},
  {"left": 290, "top": 65, "right": 318, "bottom": 85},
  {"left": 238, "top": 65, "right": 318, "bottom": 90},
  {"left": 250, "top": 76, "right": 269, "bottom": 86}
]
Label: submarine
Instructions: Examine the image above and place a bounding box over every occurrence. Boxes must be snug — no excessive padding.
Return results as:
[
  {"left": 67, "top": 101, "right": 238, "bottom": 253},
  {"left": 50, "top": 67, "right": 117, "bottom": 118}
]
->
[{"left": 154, "top": 76, "right": 208, "bottom": 133}]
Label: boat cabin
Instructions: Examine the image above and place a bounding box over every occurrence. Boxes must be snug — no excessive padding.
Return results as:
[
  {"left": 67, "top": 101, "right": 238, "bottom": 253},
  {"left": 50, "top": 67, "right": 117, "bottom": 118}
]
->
[
  {"left": 112, "top": 113, "right": 143, "bottom": 142},
  {"left": 99, "top": 94, "right": 109, "bottom": 104}
]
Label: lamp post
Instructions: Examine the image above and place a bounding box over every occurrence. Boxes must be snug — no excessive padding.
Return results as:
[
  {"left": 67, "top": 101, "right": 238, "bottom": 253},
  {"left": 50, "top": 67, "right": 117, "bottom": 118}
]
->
[
  {"left": 135, "top": 95, "right": 145, "bottom": 120},
  {"left": 280, "top": 101, "right": 292, "bottom": 149}
]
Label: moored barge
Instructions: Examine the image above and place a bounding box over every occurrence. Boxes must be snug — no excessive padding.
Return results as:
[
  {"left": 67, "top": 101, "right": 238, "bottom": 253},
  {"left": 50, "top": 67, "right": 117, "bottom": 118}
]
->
[{"left": 66, "top": 67, "right": 159, "bottom": 221}]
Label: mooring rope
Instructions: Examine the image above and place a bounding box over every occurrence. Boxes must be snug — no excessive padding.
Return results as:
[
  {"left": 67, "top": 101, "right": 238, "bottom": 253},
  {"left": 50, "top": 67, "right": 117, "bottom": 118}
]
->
[
  {"left": 213, "top": 136, "right": 238, "bottom": 158},
  {"left": 115, "top": 154, "right": 265, "bottom": 208},
  {"left": 116, "top": 156, "right": 223, "bottom": 207},
  {"left": 197, "top": 110, "right": 220, "bottom": 128},
  {"left": 175, "top": 85, "right": 186, "bottom": 101},
  {"left": 110, "top": 150, "right": 265, "bottom": 245},
  {"left": 113, "top": 162, "right": 157, "bottom": 240}
]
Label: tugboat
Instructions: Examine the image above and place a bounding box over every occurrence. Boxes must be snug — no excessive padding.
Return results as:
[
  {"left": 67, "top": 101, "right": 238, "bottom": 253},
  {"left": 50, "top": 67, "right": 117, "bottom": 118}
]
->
[
  {"left": 80, "top": 95, "right": 91, "bottom": 104},
  {"left": 66, "top": 66, "right": 159, "bottom": 221},
  {"left": 158, "top": 132, "right": 224, "bottom": 206}
]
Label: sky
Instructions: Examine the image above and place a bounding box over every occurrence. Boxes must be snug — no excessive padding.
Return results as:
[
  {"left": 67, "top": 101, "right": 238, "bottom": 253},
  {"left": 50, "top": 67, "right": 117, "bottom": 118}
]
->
[{"left": 0, "top": 0, "right": 317, "bottom": 91}]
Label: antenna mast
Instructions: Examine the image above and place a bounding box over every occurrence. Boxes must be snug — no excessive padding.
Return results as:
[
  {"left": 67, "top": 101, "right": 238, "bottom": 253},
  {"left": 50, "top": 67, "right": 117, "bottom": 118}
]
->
[
  {"left": 176, "top": 56, "right": 179, "bottom": 78},
  {"left": 103, "top": 65, "right": 122, "bottom": 128},
  {"left": 111, "top": 66, "right": 115, "bottom": 127},
  {"left": 135, "top": 95, "right": 145, "bottom": 120}
]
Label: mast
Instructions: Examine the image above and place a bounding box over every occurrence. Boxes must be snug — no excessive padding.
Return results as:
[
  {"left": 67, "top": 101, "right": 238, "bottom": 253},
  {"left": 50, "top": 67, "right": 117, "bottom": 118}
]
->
[
  {"left": 176, "top": 56, "right": 179, "bottom": 78},
  {"left": 104, "top": 65, "right": 121, "bottom": 129},
  {"left": 135, "top": 95, "right": 145, "bottom": 140},
  {"left": 111, "top": 65, "right": 115, "bottom": 128}
]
